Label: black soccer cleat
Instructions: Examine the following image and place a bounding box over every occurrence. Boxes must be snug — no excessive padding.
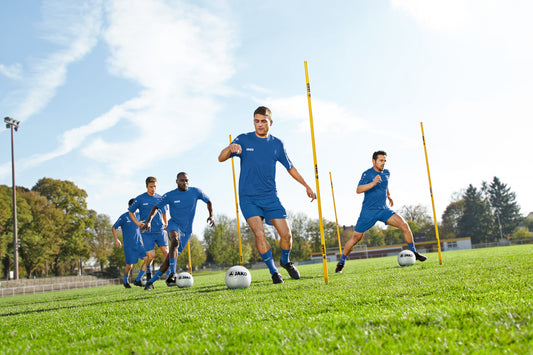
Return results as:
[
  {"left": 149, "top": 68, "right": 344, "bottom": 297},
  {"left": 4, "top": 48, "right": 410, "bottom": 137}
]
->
[
  {"left": 166, "top": 273, "right": 177, "bottom": 286},
  {"left": 335, "top": 262, "right": 345, "bottom": 273},
  {"left": 414, "top": 251, "right": 427, "bottom": 262},
  {"left": 280, "top": 261, "right": 300, "bottom": 280},
  {"left": 144, "top": 282, "right": 154, "bottom": 291},
  {"left": 133, "top": 280, "right": 143, "bottom": 287},
  {"left": 272, "top": 272, "right": 284, "bottom": 284},
  {"left": 123, "top": 283, "right": 132, "bottom": 289}
]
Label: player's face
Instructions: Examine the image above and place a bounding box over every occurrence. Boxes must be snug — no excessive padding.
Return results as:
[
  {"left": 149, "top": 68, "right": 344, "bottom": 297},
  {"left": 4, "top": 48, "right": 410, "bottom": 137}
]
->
[
  {"left": 372, "top": 155, "right": 387, "bottom": 172},
  {"left": 253, "top": 114, "right": 272, "bottom": 138},
  {"left": 177, "top": 174, "right": 189, "bottom": 191},
  {"left": 146, "top": 182, "right": 157, "bottom": 196}
]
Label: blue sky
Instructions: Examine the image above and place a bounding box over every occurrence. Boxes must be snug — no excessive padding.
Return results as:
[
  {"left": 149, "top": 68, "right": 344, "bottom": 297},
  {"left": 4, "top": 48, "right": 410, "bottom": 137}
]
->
[{"left": 1, "top": 0, "right": 532, "bottom": 238}]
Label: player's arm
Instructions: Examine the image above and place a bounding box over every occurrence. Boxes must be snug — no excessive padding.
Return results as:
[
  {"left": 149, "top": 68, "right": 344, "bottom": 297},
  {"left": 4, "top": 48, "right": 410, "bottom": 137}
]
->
[
  {"left": 128, "top": 211, "right": 145, "bottom": 229},
  {"left": 162, "top": 210, "right": 168, "bottom": 229},
  {"left": 218, "top": 143, "right": 242, "bottom": 162},
  {"left": 206, "top": 201, "right": 215, "bottom": 227},
  {"left": 142, "top": 206, "right": 160, "bottom": 232},
  {"left": 387, "top": 188, "right": 393, "bottom": 207},
  {"left": 288, "top": 167, "right": 316, "bottom": 202},
  {"left": 356, "top": 175, "right": 382, "bottom": 194},
  {"left": 112, "top": 227, "right": 122, "bottom": 248}
]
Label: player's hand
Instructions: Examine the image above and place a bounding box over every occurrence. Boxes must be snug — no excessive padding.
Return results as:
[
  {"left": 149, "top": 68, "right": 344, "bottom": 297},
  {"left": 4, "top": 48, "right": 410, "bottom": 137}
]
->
[
  {"left": 373, "top": 175, "right": 382, "bottom": 185},
  {"left": 141, "top": 222, "right": 151, "bottom": 233},
  {"left": 115, "top": 240, "right": 122, "bottom": 248},
  {"left": 229, "top": 143, "right": 242, "bottom": 155},
  {"left": 306, "top": 187, "right": 316, "bottom": 202},
  {"left": 207, "top": 216, "right": 215, "bottom": 228},
  {"left": 387, "top": 196, "right": 394, "bottom": 207}
]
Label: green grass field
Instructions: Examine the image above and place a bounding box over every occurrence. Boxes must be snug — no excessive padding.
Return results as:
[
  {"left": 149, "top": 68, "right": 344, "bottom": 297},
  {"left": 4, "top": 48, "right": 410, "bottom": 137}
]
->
[{"left": 1, "top": 245, "right": 532, "bottom": 354}]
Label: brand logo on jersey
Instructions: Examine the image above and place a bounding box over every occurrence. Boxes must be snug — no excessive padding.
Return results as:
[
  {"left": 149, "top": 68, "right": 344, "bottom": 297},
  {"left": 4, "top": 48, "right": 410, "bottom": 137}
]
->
[
  {"left": 174, "top": 200, "right": 181, "bottom": 204},
  {"left": 246, "top": 148, "right": 254, "bottom": 151},
  {"left": 142, "top": 203, "right": 149, "bottom": 206}
]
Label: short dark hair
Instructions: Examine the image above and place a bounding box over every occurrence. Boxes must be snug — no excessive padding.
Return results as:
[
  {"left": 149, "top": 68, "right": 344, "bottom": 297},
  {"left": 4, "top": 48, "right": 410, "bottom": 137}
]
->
[
  {"left": 372, "top": 150, "right": 387, "bottom": 160},
  {"left": 254, "top": 106, "right": 272, "bottom": 120},
  {"left": 128, "top": 198, "right": 135, "bottom": 206},
  {"left": 177, "top": 172, "right": 188, "bottom": 179},
  {"left": 145, "top": 176, "right": 157, "bottom": 185}
]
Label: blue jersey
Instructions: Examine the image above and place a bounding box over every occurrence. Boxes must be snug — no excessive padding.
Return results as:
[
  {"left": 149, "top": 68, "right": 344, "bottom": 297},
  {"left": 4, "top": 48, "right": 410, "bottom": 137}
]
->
[
  {"left": 113, "top": 212, "right": 142, "bottom": 244},
  {"left": 358, "top": 167, "right": 390, "bottom": 210},
  {"left": 231, "top": 132, "right": 293, "bottom": 199},
  {"left": 128, "top": 192, "right": 168, "bottom": 232},
  {"left": 156, "top": 187, "right": 210, "bottom": 235}
]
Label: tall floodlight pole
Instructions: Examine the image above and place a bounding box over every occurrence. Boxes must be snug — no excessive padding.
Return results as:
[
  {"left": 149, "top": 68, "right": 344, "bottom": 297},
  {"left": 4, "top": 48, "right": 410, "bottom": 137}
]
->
[{"left": 5, "top": 117, "right": 20, "bottom": 280}]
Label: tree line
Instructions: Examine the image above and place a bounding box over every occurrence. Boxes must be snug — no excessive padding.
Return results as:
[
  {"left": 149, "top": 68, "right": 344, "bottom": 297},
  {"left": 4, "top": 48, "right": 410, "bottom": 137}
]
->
[{"left": 1, "top": 176, "right": 530, "bottom": 279}]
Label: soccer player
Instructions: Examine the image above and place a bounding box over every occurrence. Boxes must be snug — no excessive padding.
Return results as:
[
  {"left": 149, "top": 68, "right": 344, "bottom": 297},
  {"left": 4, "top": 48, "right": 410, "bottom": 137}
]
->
[
  {"left": 128, "top": 176, "right": 169, "bottom": 281},
  {"left": 335, "top": 150, "right": 427, "bottom": 273},
  {"left": 142, "top": 172, "right": 214, "bottom": 290},
  {"left": 218, "top": 106, "right": 316, "bottom": 284},
  {"left": 112, "top": 199, "right": 150, "bottom": 288}
]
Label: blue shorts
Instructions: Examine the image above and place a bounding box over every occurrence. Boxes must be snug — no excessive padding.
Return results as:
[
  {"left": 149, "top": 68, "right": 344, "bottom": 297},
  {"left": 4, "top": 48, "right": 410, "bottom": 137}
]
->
[
  {"left": 240, "top": 196, "right": 287, "bottom": 225},
  {"left": 166, "top": 221, "right": 192, "bottom": 254},
  {"left": 123, "top": 239, "right": 147, "bottom": 265},
  {"left": 141, "top": 231, "right": 168, "bottom": 252},
  {"left": 355, "top": 208, "right": 396, "bottom": 233}
]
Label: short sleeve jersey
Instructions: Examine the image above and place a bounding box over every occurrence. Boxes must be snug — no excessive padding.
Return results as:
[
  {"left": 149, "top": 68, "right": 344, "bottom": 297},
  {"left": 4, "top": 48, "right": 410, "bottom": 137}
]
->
[
  {"left": 113, "top": 212, "right": 142, "bottom": 244},
  {"left": 358, "top": 167, "right": 390, "bottom": 210},
  {"left": 231, "top": 132, "right": 293, "bottom": 199},
  {"left": 156, "top": 187, "right": 210, "bottom": 235},
  {"left": 128, "top": 192, "right": 168, "bottom": 232}
]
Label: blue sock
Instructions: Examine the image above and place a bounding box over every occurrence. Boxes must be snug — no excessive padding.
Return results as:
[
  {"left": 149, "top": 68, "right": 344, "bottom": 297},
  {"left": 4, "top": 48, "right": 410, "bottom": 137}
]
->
[
  {"left": 124, "top": 274, "right": 129, "bottom": 284},
  {"left": 149, "top": 270, "right": 164, "bottom": 283},
  {"left": 408, "top": 242, "right": 416, "bottom": 253},
  {"left": 260, "top": 249, "right": 278, "bottom": 275},
  {"left": 135, "top": 270, "right": 145, "bottom": 282},
  {"left": 169, "top": 258, "right": 177, "bottom": 274},
  {"left": 146, "top": 265, "right": 152, "bottom": 274},
  {"left": 281, "top": 248, "right": 290, "bottom": 265},
  {"left": 339, "top": 254, "right": 347, "bottom": 264}
]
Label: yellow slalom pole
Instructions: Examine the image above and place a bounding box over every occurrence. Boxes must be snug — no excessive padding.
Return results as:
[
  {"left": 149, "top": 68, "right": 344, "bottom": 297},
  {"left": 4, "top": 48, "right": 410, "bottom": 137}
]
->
[
  {"left": 229, "top": 135, "right": 244, "bottom": 266},
  {"left": 305, "top": 61, "right": 329, "bottom": 284},
  {"left": 187, "top": 241, "right": 192, "bottom": 273},
  {"left": 329, "top": 172, "right": 343, "bottom": 256},
  {"left": 420, "top": 122, "right": 443, "bottom": 265}
]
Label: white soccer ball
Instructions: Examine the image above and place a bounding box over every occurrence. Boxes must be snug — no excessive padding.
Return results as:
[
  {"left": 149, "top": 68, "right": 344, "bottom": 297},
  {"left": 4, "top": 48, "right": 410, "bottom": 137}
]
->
[
  {"left": 175, "top": 272, "right": 194, "bottom": 288},
  {"left": 398, "top": 250, "right": 416, "bottom": 267},
  {"left": 225, "top": 265, "right": 251, "bottom": 289}
]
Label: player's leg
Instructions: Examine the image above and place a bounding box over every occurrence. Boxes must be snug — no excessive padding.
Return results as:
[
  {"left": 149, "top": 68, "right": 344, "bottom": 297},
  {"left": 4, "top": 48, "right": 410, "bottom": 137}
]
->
[
  {"left": 270, "top": 218, "right": 300, "bottom": 280},
  {"left": 142, "top": 232, "right": 156, "bottom": 279},
  {"left": 123, "top": 264, "right": 133, "bottom": 288},
  {"left": 134, "top": 255, "right": 149, "bottom": 287},
  {"left": 145, "top": 231, "right": 178, "bottom": 290},
  {"left": 336, "top": 210, "right": 375, "bottom": 273},
  {"left": 385, "top": 213, "right": 426, "bottom": 262},
  {"left": 165, "top": 230, "right": 182, "bottom": 286},
  {"left": 247, "top": 216, "right": 283, "bottom": 284}
]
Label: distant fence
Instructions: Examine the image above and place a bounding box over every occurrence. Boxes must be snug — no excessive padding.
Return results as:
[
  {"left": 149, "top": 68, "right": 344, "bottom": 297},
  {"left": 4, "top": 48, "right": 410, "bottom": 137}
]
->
[{"left": 0, "top": 276, "right": 122, "bottom": 298}]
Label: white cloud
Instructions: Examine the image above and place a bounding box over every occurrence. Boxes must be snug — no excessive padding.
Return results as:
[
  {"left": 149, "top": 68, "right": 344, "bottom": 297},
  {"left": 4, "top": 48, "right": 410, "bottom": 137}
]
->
[
  {"left": 14, "top": 1, "right": 103, "bottom": 121},
  {"left": 0, "top": 63, "right": 22, "bottom": 79}
]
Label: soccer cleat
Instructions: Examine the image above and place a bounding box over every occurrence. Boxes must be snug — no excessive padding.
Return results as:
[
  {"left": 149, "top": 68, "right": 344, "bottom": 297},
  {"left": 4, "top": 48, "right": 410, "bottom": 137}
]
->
[
  {"left": 271, "top": 272, "right": 284, "bottom": 284},
  {"left": 133, "top": 280, "right": 143, "bottom": 287},
  {"left": 280, "top": 261, "right": 300, "bottom": 280},
  {"left": 414, "top": 251, "right": 427, "bottom": 262},
  {"left": 144, "top": 282, "right": 154, "bottom": 291},
  {"left": 335, "top": 262, "right": 345, "bottom": 273},
  {"left": 166, "top": 273, "right": 177, "bottom": 286},
  {"left": 123, "top": 283, "right": 132, "bottom": 289}
]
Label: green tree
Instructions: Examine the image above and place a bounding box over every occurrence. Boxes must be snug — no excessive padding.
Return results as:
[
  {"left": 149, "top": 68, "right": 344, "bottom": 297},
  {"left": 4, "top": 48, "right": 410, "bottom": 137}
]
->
[
  {"left": 18, "top": 190, "right": 62, "bottom": 278},
  {"left": 177, "top": 235, "right": 207, "bottom": 270},
  {"left": 89, "top": 213, "right": 114, "bottom": 271},
  {"left": 204, "top": 215, "right": 252, "bottom": 266},
  {"left": 32, "top": 178, "right": 93, "bottom": 275},
  {"left": 458, "top": 184, "right": 491, "bottom": 243},
  {"left": 441, "top": 199, "right": 465, "bottom": 239},
  {"left": 482, "top": 177, "right": 522, "bottom": 239},
  {"left": 512, "top": 227, "right": 531, "bottom": 240}
]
